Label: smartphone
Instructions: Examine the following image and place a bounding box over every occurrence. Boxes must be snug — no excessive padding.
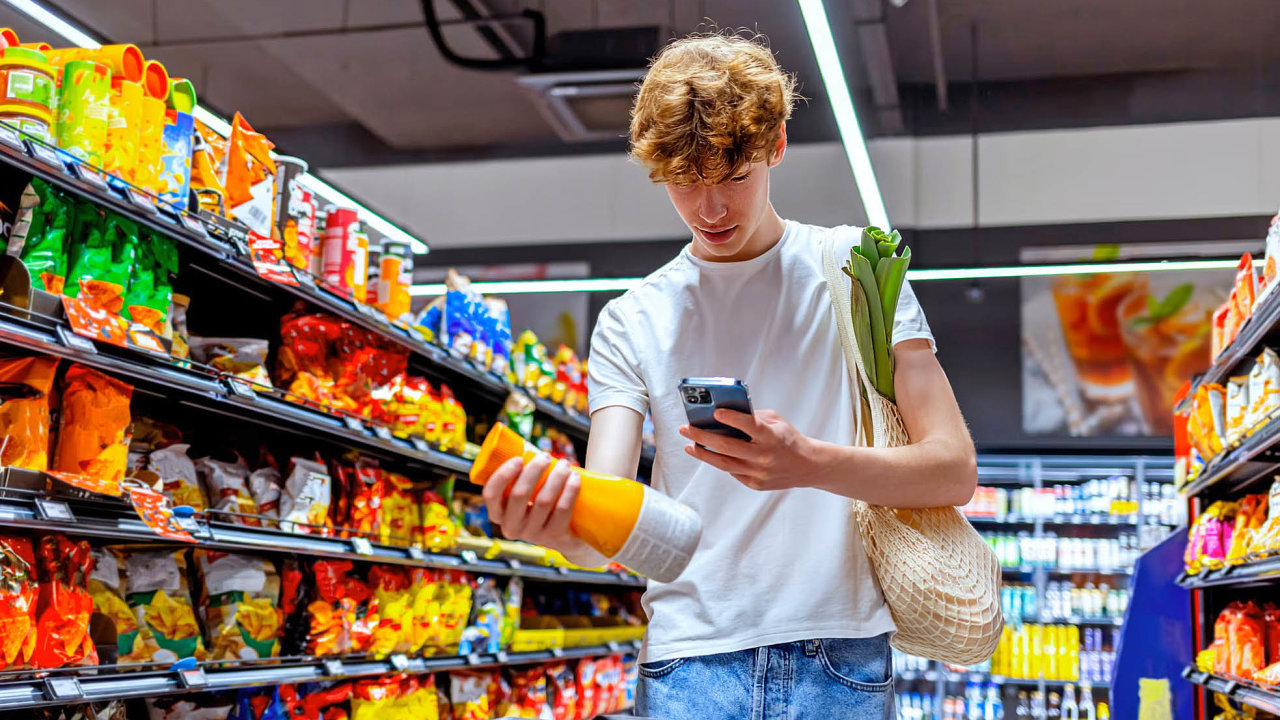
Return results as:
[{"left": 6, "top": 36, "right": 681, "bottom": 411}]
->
[{"left": 680, "top": 377, "right": 754, "bottom": 441}]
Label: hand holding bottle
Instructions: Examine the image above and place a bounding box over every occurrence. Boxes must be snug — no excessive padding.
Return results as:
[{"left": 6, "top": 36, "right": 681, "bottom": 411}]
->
[{"left": 480, "top": 451, "right": 596, "bottom": 560}]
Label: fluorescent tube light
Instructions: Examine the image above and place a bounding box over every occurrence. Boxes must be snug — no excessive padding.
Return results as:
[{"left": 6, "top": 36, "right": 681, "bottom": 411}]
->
[
  {"left": 2, "top": 0, "right": 428, "bottom": 255},
  {"left": 409, "top": 258, "right": 1253, "bottom": 296},
  {"left": 798, "top": 0, "right": 891, "bottom": 230}
]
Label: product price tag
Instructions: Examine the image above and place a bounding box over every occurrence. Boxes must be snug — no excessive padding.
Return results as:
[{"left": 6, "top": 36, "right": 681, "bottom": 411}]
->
[
  {"left": 292, "top": 266, "right": 317, "bottom": 290},
  {"left": 549, "top": 647, "right": 564, "bottom": 658},
  {"left": 406, "top": 546, "right": 427, "bottom": 561},
  {"left": 128, "top": 188, "right": 157, "bottom": 213},
  {"left": 225, "top": 377, "right": 256, "bottom": 400},
  {"left": 180, "top": 213, "right": 208, "bottom": 238},
  {"left": 26, "top": 140, "right": 62, "bottom": 168},
  {"left": 0, "top": 124, "right": 23, "bottom": 149},
  {"left": 405, "top": 326, "right": 427, "bottom": 344},
  {"left": 372, "top": 424, "right": 393, "bottom": 441},
  {"left": 172, "top": 515, "right": 209, "bottom": 538},
  {"left": 322, "top": 658, "right": 346, "bottom": 677},
  {"left": 343, "top": 416, "right": 365, "bottom": 433},
  {"left": 410, "top": 437, "right": 432, "bottom": 453},
  {"left": 389, "top": 653, "right": 410, "bottom": 671},
  {"left": 459, "top": 550, "right": 479, "bottom": 565},
  {"left": 68, "top": 162, "right": 108, "bottom": 190},
  {"left": 231, "top": 236, "right": 250, "bottom": 258},
  {"left": 606, "top": 641, "right": 621, "bottom": 653},
  {"left": 495, "top": 651, "right": 509, "bottom": 664},
  {"left": 43, "top": 677, "right": 83, "bottom": 701},
  {"left": 555, "top": 566, "right": 570, "bottom": 576},
  {"left": 177, "top": 667, "right": 209, "bottom": 689},
  {"left": 350, "top": 537, "right": 374, "bottom": 555},
  {"left": 506, "top": 558, "right": 522, "bottom": 571},
  {"left": 34, "top": 498, "right": 74, "bottom": 523},
  {"left": 57, "top": 325, "right": 97, "bottom": 354},
  {"left": 466, "top": 652, "right": 481, "bottom": 666}
]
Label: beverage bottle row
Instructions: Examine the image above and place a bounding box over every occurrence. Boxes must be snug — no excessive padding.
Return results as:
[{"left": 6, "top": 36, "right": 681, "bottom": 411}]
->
[
  {"left": 1043, "top": 582, "right": 1128, "bottom": 619},
  {"left": 1012, "top": 686, "right": 1108, "bottom": 720},
  {"left": 985, "top": 533, "right": 1139, "bottom": 570},
  {"left": 993, "top": 624, "right": 1081, "bottom": 681},
  {"left": 894, "top": 648, "right": 933, "bottom": 673},
  {"left": 1080, "top": 628, "right": 1117, "bottom": 685},
  {"left": 896, "top": 683, "right": 1003, "bottom": 720},
  {"left": 964, "top": 478, "right": 1180, "bottom": 525}
]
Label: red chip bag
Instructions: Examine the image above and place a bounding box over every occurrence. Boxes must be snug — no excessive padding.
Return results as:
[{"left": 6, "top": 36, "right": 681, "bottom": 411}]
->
[{"left": 1265, "top": 603, "right": 1280, "bottom": 666}]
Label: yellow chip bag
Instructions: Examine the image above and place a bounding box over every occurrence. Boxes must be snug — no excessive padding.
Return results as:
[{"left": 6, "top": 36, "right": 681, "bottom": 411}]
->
[
  {"left": 194, "top": 550, "right": 282, "bottom": 660},
  {"left": 121, "top": 549, "right": 207, "bottom": 664}
]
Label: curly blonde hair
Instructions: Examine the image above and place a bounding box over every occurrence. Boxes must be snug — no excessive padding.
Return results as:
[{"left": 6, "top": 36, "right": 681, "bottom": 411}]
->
[{"left": 630, "top": 32, "right": 797, "bottom": 186}]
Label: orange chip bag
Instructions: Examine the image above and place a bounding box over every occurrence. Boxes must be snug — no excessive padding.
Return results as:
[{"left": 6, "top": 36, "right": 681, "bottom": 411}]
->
[
  {"left": 52, "top": 364, "right": 133, "bottom": 482},
  {"left": 220, "top": 112, "right": 276, "bottom": 235},
  {"left": 0, "top": 356, "right": 59, "bottom": 471}
]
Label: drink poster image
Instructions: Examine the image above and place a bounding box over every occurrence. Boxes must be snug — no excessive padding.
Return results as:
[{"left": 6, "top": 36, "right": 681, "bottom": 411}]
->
[{"left": 1021, "top": 242, "right": 1243, "bottom": 437}]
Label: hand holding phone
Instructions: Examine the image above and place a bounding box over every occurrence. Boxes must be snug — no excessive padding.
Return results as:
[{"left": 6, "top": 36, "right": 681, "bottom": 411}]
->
[{"left": 680, "top": 377, "right": 754, "bottom": 441}]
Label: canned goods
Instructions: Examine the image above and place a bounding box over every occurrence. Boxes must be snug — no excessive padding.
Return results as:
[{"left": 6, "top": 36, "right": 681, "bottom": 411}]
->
[
  {"left": 272, "top": 156, "right": 315, "bottom": 271},
  {"left": 0, "top": 47, "right": 54, "bottom": 116},
  {"left": 321, "top": 206, "right": 367, "bottom": 300}
]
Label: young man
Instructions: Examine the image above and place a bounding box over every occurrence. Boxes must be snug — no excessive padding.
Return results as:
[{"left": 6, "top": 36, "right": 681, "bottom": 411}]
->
[{"left": 481, "top": 33, "right": 977, "bottom": 719}]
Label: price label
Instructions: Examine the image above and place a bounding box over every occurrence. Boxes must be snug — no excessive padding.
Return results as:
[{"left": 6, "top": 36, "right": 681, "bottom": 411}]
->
[
  {"left": 34, "top": 498, "right": 74, "bottom": 522},
  {"left": 606, "top": 641, "right": 621, "bottom": 653},
  {"left": 231, "top": 236, "right": 250, "bottom": 258},
  {"left": 57, "top": 325, "right": 97, "bottom": 353},
  {"left": 75, "top": 166, "right": 108, "bottom": 190},
  {"left": 177, "top": 667, "right": 209, "bottom": 688},
  {"left": 128, "top": 188, "right": 157, "bottom": 213},
  {"left": 496, "top": 650, "right": 509, "bottom": 664},
  {"left": 225, "top": 377, "right": 256, "bottom": 400},
  {"left": 343, "top": 416, "right": 365, "bottom": 433},
  {"left": 466, "top": 653, "right": 481, "bottom": 666},
  {"left": 0, "top": 124, "right": 22, "bottom": 149},
  {"left": 26, "top": 140, "right": 62, "bottom": 167},
  {"left": 292, "top": 266, "right": 317, "bottom": 290},
  {"left": 459, "top": 550, "right": 478, "bottom": 565},
  {"left": 372, "top": 424, "right": 393, "bottom": 441},
  {"left": 406, "top": 326, "right": 427, "bottom": 343},
  {"left": 44, "top": 677, "right": 83, "bottom": 701},
  {"left": 506, "top": 558, "right": 522, "bottom": 571},
  {"left": 180, "top": 213, "right": 208, "bottom": 238},
  {"left": 406, "top": 546, "right": 427, "bottom": 561},
  {"left": 322, "top": 658, "right": 346, "bottom": 677},
  {"left": 389, "top": 653, "right": 410, "bottom": 671},
  {"left": 410, "top": 437, "right": 432, "bottom": 453},
  {"left": 549, "top": 647, "right": 564, "bottom": 658},
  {"left": 173, "top": 515, "right": 209, "bottom": 538},
  {"left": 351, "top": 537, "right": 375, "bottom": 555},
  {"left": 555, "top": 566, "right": 570, "bottom": 576}
]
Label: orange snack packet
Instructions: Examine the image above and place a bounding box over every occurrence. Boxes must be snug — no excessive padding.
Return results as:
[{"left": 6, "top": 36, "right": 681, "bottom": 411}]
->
[
  {"left": 52, "top": 364, "right": 133, "bottom": 482},
  {"left": 1236, "top": 253, "right": 1259, "bottom": 319},
  {"left": 1232, "top": 601, "right": 1267, "bottom": 677},
  {"left": 0, "top": 536, "right": 38, "bottom": 671},
  {"left": 0, "top": 356, "right": 59, "bottom": 471},
  {"left": 220, "top": 112, "right": 276, "bottom": 235}
]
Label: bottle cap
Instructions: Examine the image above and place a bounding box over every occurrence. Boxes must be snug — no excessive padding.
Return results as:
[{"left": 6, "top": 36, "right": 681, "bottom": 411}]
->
[{"left": 471, "top": 422, "right": 533, "bottom": 485}]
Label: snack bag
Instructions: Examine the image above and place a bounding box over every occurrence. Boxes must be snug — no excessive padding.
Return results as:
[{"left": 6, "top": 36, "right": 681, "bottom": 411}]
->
[
  {"left": 86, "top": 547, "right": 138, "bottom": 663},
  {"left": 147, "top": 442, "right": 206, "bottom": 510},
  {"left": 427, "top": 570, "right": 473, "bottom": 655},
  {"left": 0, "top": 536, "right": 38, "bottom": 670},
  {"left": 124, "top": 232, "right": 177, "bottom": 336},
  {"left": 52, "top": 364, "right": 133, "bottom": 482},
  {"left": 1229, "top": 494, "right": 1268, "bottom": 563},
  {"left": 32, "top": 535, "right": 97, "bottom": 667},
  {"left": 501, "top": 578, "right": 523, "bottom": 650},
  {"left": 65, "top": 205, "right": 137, "bottom": 315},
  {"left": 419, "top": 489, "right": 457, "bottom": 551},
  {"left": 1232, "top": 601, "right": 1267, "bottom": 677},
  {"left": 11, "top": 179, "right": 72, "bottom": 293},
  {"left": 369, "top": 565, "right": 413, "bottom": 657},
  {"left": 451, "top": 672, "right": 491, "bottom": 720},
  {"left": 122, "top": 549, "right": 207, "bottom": 664},
  {"left": 439, "top": 384, "right": 466, "bottom": 454},
  {"left": 190, "top": 117, "right": 227, "bottom": 216},
  {"left": 1237, "top": 253, "right": 1259, "bottom": 318},
  {"left": 0, "top": 356, "right": 58, "bottom": 470},
  {"left": 1251, "top": 349, "right": 1280, "bottom": 429},
  {"left": 381, "top": 471, "right": 418, "bottom": 547},
  {"left": 1191, "top": 383, "right": 1228, "bottom": 459},
  {"left": 1252, "top": 480, "right": 1280, "bottom": 555},
  {"left": 248, "top": 467, "right": 282, "bottom": 520},
  {"left": 279, "top": 456, "right": 332, "bottom": 535},
  {"left": 146, "top": 695, "right": 235, "bottom": 720},
  {"left": 189, "top": 337, "right": 273, "bottom": 388},
  {"left": 1227, "top": 376, "right": 1251, "bottom": 444},
  {"left": 196, "top": 456, "right": 259, "bottom": 525},
  {"left": 219, "top": 113, "right": 276, "bottom": 235},
  {"left": 1265, "top": 604, "right": 1280, "bottom": 667},
  {"left": 194, "top": 550, "right": 282, "bottom": 660},
  {"left": 424, "top": 384, "right": 444, "bottom": 447},
  {"left": 336, "top": 458, "right": 383, "bottom": 540},
  {"left": 459, "top": 576, "right": 503, "bottom": 655},
  {"left": 171, "top": 293, "right": 191, "bottom": 359},
  {"left": 508, "top": 666, "right": 552, "bottom": 719},
  {"left": 546, "top": 662, "right": 579, "bottom": 720}
]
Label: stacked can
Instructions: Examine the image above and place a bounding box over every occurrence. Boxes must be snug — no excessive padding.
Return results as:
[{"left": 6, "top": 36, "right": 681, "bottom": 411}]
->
[
  {"left": 376, "top": 240, "right": 414, "bottom": 320},
  {"left": 273, "top": 156, "right": 316, "bottom": 271},
  {"left": 0, "top": 47, "right": 56, "bottom": 142},
  {"left": 55, "top": 59, "right": 110, "bottom": 166},
  {"left": 321, "top": 206, "right": 367, "bottom": 300}
]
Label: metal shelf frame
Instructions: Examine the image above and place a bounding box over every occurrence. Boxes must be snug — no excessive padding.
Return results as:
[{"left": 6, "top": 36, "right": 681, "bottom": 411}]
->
[
  {"left": 0, "top": 642, "right": 642, "bottom": 710},
  {"left": 1183, "top": 667, "right": 1280, "bottom": 716}
]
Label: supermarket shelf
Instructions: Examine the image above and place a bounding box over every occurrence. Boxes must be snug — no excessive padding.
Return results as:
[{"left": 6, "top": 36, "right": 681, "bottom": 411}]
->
[
  {"left": 1002, "top": 566, "right": 1133, "bottom": 576},
  {"left": 1180, "top": 412, "right": 1280, "bottom": 499},
  {"left": 0, "top": 309, "right": 474, "bottom": 477},
  {"left": 0, "top": 490, "right": 645, "bottom": 588},
  {"left": 0, "top": 642, "right": 642, "bottom": 710},
  {"left": 0, "top": 135, "right": 652, "bottom": 460},
  {"left": 1179, "top": 286, "right": 1280, "bottom": 414},
  {"left": 1183, "top": 667, "right": 1280, "bottom": 715},
  {"left": 968, "top": 514, "right": 1142, "bottom": 527},
  {"left": 1176, "top": 555, "right": 1280, "bottom": 589},
  {"left": 1050, "top": 617, "right": 1125, "bottom": 627}
]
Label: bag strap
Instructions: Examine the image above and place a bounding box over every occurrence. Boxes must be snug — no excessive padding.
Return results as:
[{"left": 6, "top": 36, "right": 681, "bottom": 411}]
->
[{"left": 821, "top": 232, "right": 875, "bottom": 446}]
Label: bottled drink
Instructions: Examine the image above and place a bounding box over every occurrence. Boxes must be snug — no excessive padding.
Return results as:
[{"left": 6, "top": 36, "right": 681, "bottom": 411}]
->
[
  {"left": 984, "top": 684, "right": 1002, "bottom": 720},
  {"left": 1061, "top": 684, "right": 1079, "bottom": 720},
  {"left": 1047, "top": 691, "right": 1062, "bottom": 719},
  {"left": 1079, "top": 686, "right": 1096, "bottom": 720},
  {"left": 1031, "top": 690, "right": 1047, "bottom": 720},
  {"left": 472, "top": 423, "right": 701, "bottom": 582}
]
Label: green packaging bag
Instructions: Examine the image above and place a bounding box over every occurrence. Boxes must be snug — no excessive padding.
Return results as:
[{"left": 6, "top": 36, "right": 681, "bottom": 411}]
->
[
  {"left": 65, "top": 204, "right": 135, "bottom": 313},
  {"left": 12, "top": 179, "right": 73, "bottom": 294},
  {"left": 124, "top": 232, "right": 176, "bottom": 335}
]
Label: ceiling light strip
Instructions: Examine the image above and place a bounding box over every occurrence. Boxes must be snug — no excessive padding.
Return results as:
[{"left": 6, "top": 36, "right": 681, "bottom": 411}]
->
[
  {"left": 798, "top": 0, "right": 891, "bottom": 230},
  {"left": 1, "top": 0, "right": 428, "bottom": 254},
  {"left": 409, "top": 257, "right": 1253, "bottom": 296}
]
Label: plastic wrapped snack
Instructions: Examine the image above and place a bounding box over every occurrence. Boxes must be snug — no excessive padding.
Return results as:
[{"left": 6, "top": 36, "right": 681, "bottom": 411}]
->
[
  {"left": 248, "top": 466, "right": 282, "bottom": 521},
  {"left": 507, "top": 666, "right": 552, "bottom": 718},
  {"left": 52, "top": 364, "right": 133, "bottom": 483},
  {"left": 86, "top": 547, "right": 137, "bottom": 664},
  {"left": 459, "top": 576, "right": 503, "bottom": 655},
  {"left": 122, "top": 549, "right": 207, "bottom": 664},
  {"left": 451, "top": 672, "right": 492, "bottom": 720},
  {"left": 369, "top": 565, "right": 413, "bottom": 657},
  {"left": 1231, "top": 601, "right": 1267, "bottom": 677},
  {"left": 33, "top": 535, "right": 98, "bottom": 667},
  {"left": 194, "top": 550, "right": 282, "bottom": 661},
  {"left": 546, "top": 662, "right": 579, "bottom": 720},
  {"left": 189, "top": 337, "right": 273, "bottom": 388},
  {"left": 1191, "top": 383, "right": 1228, "bottom": 460},
  {"left": 147, "top": 443, "right": 205, "bottom": 511},
  {"left": 1229, "top": 493, "right": 1268, "bottom": 563},
  {"left": 145, "top": 694, "right": 234, "bottom": 720},
  {"left": 279, "top": 456, "right": 332, "bottom": 535},
  {"left": 196, "top": 456, "right": 259, "bottom": 525},
  {"left": 419, "top": 489, "right": 458, "bottom": 551},
  {"left": 1251, "top": 349, "right": 1280, "bottom": 429},
  {"left": 10, "top": 178, "right": 72, "bottom": 294},
  {"left": 381, "top": 472, "right": 418, "bottom": 547},
  {"left": 0, "top": 356, "right": 58, "bottom": 471},
  {"left": 124, "top": 232, "right": 177, "bottom": 336},
  {"left": 219, "top": 113, "right": 276, "bottom": 235},
  {"left": 65, "top": 205, "right": 137, "bottom": 315},
  {"left": 0, "top": 536, "right": 38, "bottom": 670},
  {"left": 1227, "top": 376, "right": 1251, "bottom": 445}
]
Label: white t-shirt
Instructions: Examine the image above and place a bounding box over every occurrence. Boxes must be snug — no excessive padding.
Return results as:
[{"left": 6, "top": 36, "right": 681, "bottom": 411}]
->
[{"left": 587, "top": 220, "right": 935, "bottom": 662}]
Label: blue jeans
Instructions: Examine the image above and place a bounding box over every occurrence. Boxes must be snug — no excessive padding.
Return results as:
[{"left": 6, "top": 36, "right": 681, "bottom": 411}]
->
[{"left": 636, "top": 634, "right": 895, "bottom": 720}]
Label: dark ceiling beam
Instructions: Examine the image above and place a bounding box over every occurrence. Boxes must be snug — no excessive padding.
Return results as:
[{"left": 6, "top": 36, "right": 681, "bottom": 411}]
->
[{"left": 851, "top": 0, "right": 904, "bottom": 134}]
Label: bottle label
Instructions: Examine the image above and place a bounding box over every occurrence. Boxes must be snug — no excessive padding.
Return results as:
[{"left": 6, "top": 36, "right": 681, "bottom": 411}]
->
[{"left": 611, "top": 487, "right": 702, "bottom": 583}]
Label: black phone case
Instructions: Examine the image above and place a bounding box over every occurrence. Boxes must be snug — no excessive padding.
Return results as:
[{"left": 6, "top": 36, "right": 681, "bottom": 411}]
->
[{"left": 680, "top": 380, "right": 753, "bottom": 441}]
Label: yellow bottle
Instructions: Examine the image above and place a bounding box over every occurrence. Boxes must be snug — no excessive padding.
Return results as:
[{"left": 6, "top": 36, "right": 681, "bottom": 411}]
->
[
  {"left": 472, "top": 423, "right": 702, "bottom": 583},
  {"left": 1043, "top": 624, "right": 1058, "bottom": 680},
  {"left": 1017, "top": 626, "right": 1031, "bottom": 679},
  {"left": 995, "top": 626, "right": 1013, "bottom": 676},
  {"left": 1067, "top": 626, "right": 1081, "bottom": 681}
]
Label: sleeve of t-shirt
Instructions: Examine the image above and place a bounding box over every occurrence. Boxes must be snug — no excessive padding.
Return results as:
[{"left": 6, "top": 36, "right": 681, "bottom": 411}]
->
[
  {"left": 587, "top": 302, "right": 650, "bottom": 416},
  {"left": 833, "top": 225, "right": 937, "bottom": 352}
]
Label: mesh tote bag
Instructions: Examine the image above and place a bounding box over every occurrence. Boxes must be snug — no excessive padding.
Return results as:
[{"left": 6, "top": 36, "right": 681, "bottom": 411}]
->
[{"left": 821, "top": 233, "right": 1004, "bottom": 665}]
